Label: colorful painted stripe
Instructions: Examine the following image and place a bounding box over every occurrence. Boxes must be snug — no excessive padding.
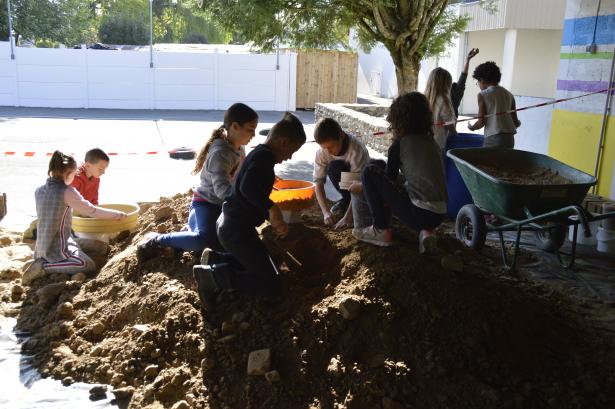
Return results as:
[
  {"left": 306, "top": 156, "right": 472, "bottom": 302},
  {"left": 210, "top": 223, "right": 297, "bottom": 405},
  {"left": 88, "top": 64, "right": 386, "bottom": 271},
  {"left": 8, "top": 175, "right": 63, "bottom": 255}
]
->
[
  {"left": 561, "top": 14, "right": 615, "bottom": 46},
  {"left": 557, "top": 80, "right": 613, "bottom": 93},
  {"left": 560, "top": 52, "right": 613, "bottom": 59}
]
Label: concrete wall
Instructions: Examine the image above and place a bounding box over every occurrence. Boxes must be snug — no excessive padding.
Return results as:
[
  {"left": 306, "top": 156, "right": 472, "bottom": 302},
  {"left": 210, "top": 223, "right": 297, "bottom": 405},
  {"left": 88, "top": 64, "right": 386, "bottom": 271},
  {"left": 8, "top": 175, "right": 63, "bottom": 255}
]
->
[
  {"left": 0, "top": 42, "right": 297, "bottom": 111},
  {"left": 549, "top": 0, "right": 615, "bottom": 199}
]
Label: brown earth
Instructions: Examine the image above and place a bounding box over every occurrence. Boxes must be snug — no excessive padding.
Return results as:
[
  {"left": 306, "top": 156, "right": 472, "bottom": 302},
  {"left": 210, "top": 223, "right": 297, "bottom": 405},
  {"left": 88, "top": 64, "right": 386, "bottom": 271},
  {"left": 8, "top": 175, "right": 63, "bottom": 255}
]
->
[
  {"left": 2, "top": 192, "right": 615, "bottom": 409},
  {"left": 478, "top": 165, "right": 573, "bottom": 185}
]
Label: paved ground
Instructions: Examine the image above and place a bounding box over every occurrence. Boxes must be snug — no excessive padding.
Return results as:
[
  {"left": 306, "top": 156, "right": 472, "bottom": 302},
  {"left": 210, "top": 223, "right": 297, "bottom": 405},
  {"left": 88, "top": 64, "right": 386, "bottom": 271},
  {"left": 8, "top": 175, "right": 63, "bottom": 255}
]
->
[{"left": 0, "top": 107, "right": 384, "bottom": 231}]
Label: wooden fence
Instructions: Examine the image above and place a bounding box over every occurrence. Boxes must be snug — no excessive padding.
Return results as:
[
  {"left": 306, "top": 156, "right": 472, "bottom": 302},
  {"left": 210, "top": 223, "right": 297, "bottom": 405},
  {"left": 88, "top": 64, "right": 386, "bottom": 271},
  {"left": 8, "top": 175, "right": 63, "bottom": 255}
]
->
[{"left": 295, "top": 50, "right": 358, "bottom": 109}]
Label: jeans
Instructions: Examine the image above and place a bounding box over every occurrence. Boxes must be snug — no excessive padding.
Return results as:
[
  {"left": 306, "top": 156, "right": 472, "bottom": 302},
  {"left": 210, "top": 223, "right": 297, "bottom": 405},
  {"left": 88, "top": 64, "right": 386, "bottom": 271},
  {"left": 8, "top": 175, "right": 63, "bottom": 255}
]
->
[
  {"left": 361, "top": 163, "right": 443, "bottom": 231},
  {"left": 216, "top": 212, "right": 280, "bottom": 295},
  {"left": 157, "top": 200, "right": 221, "bottom": 252},
  {"left": 327, "top": 160, "right": 351, "bottom": 207}
]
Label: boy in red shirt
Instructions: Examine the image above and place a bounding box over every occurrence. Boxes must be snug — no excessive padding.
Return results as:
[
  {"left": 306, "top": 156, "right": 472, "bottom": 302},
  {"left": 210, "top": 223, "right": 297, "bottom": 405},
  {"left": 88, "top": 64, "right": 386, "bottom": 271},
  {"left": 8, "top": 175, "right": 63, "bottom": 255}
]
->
[{"left": 71, "top": 148, "right": 110, "bottom": 205}]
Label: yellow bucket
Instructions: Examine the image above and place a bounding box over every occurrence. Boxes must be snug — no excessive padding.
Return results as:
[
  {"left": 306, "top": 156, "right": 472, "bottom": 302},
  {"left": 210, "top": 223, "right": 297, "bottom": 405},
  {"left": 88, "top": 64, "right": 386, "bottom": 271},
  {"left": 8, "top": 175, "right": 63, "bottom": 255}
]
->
[{"left": 72, "top": 203, "right": 140, "bottom": 234}]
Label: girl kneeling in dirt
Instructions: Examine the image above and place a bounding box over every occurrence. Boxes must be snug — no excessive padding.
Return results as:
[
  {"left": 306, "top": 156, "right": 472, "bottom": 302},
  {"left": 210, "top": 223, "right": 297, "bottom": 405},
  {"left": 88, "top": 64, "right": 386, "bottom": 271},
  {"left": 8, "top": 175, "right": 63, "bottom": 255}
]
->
[
  {"left": 137, "top": 103, "right": 258, "bottom": 263},
  {"left": 22, "top": 151, "right": 127, "bottom": 284},
  {"left": 351, "top": 92, "right": 448, "bottom": 253}
]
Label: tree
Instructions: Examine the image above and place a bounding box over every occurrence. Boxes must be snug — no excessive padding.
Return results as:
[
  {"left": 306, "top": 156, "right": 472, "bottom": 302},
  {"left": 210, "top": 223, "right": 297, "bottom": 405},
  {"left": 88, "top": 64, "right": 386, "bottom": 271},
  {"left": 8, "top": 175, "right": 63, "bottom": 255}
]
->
[
  {"left": 7, "top": 0, "right": 97, "bottom": 46},
  {"left": 200, "top": 0, "right": 469, "bottom": 93}
]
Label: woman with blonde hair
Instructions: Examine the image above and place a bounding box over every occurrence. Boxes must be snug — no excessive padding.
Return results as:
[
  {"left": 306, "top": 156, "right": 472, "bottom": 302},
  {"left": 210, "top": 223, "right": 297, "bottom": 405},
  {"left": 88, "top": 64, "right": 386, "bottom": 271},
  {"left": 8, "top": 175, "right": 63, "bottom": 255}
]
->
[{"left": 424, "top": 67, "right": 457, "bottom": 149}]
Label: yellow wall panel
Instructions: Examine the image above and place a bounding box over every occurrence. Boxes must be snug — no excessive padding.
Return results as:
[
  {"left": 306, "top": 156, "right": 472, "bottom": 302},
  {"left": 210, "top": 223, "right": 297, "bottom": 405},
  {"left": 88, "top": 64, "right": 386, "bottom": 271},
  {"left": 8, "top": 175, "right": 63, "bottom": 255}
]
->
[{"left": 549, "top": 109, "right": 615, "bottom": 199}]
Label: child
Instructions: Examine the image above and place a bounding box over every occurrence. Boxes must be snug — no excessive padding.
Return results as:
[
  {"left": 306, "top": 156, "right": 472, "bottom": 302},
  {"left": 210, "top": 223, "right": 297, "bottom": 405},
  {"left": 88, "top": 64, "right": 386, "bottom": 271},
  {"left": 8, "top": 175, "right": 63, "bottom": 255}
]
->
[
  {"left": 425, "top": 67, "right": 457, "bottom": 150},
  {"left": 71, "top": 148, "right": 110, "bottom": 205},
  {"left": 450, "top": 48, "right": 480, "bottom": 117},
  {"left": 313, "top": 118, "right": 369, "bottom": 228},
  {"left": 351, "top": 92, "right": 447, "bottom": 253},
  {"left": 193, "top": 112, "right": 306, "bottom": 304},
  {"left": 137, "top": 103, "right": 258, "bottom": 262},
  {"left": 468, "top": 61, "right": 521, "bottom": 148},
  {"left": 22, "top": 151, "right": 127, "bottom": 284}
]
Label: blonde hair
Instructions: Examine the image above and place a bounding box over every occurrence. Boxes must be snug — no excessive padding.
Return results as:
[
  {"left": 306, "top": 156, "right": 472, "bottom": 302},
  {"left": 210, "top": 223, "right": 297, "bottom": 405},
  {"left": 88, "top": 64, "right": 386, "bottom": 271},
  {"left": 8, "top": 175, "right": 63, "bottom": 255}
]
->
[{"left": 424, "top": 67, "right": 453, "bottom": 111}]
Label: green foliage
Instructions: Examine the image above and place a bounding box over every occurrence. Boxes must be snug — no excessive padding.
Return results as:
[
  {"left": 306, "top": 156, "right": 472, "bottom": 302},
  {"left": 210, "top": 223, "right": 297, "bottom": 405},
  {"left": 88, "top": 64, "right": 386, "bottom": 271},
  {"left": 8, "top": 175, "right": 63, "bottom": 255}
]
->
[
  {"left": 99, "top": 12, "right": 149, "bottom": 45},
  {"left": 8, "top": 0, "right": 97, "bottom": 46},
  {"left": 0, "top": 0, "right": 8, "bottom": 41}
]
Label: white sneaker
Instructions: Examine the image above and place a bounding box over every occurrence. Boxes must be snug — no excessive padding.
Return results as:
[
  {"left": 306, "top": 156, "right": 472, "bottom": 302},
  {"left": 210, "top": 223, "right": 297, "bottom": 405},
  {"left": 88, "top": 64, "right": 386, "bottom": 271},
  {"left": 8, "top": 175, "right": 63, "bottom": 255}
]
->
[
  {"left": 419, "top": 229, "right": 438, "bottom": 254},
  {"left": 352, "top": 225, "right": 393, "bottom": 247}
]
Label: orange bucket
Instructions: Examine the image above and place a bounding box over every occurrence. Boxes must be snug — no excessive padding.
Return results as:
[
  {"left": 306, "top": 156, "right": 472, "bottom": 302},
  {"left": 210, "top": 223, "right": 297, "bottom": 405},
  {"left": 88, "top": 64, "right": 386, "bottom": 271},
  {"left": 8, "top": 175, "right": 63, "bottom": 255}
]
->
[{"left": 270, "top": 180, "right": 315, "bottom": 211}]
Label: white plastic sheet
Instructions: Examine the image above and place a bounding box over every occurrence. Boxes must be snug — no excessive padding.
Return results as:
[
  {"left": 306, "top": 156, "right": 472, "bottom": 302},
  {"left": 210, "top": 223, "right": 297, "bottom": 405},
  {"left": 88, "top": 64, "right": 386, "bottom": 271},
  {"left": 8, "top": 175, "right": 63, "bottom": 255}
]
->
[{"left": 0, "top": 317, "right": 114, "bottom": 409}]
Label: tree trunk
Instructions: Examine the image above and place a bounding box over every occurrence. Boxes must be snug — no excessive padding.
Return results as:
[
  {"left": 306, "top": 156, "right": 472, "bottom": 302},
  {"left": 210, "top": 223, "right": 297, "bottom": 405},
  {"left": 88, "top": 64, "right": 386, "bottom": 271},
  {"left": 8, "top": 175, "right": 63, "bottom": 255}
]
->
[{"left": 390, "top": 46, "right": 421, "bottom": 95}]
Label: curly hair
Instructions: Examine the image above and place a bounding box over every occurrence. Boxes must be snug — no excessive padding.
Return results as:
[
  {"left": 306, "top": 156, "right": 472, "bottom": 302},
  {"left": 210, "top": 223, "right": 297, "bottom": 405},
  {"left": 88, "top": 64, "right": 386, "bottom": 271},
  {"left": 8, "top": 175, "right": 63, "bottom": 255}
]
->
[
  {"left": 472, "top": 61, "right": 501, "bottom": 84},
  {"left": 386, "top": 92, "right": 434, "bottom": 139}
]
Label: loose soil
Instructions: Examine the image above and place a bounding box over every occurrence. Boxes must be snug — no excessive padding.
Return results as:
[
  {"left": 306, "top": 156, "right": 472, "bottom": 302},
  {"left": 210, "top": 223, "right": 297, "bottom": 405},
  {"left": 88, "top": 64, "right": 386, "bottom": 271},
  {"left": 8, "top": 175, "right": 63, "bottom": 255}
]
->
[
  {"left": 479, "top": 165, "right": 573, "bottom": 185},
  {"left": 2, "top": 192, "right": 615, "bottom": 409}
]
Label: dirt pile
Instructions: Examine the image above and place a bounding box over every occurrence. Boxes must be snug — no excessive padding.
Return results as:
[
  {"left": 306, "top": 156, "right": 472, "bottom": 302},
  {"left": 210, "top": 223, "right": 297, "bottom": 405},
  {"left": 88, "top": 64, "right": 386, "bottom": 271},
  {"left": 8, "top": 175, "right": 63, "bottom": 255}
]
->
[
  {"left": 6, "top": 193, "right": 615, "bottom": 409},
  {"left": 478, "top": 165, "right": 573, "bottom": 185}
]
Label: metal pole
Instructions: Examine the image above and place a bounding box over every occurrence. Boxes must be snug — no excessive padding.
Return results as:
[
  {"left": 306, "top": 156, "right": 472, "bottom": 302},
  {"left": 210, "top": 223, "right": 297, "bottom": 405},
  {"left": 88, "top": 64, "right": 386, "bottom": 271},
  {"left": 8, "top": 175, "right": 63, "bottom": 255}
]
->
[
  {"left": 149, "top": 0, "right": 154, "bottom": 68},
  {"left": 591, "top": 49, "right": 615, "bottom": 193},
  {"left": 6, "top": 0, "right": 15, "bottom": 60}
]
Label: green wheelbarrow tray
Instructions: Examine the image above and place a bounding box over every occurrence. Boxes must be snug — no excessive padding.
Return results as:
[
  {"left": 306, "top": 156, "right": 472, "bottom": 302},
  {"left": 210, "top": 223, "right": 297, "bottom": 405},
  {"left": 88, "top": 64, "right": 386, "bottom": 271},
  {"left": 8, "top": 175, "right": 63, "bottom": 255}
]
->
[{"left": 446, "top": 148, "right": 596, "bottom": 219}]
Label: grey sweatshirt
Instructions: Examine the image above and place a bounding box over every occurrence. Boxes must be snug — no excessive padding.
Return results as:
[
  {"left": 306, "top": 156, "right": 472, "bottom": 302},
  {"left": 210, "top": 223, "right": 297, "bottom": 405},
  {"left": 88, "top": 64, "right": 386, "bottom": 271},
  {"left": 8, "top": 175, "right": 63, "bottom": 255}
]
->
[{"left": 194, "top": 138, "right": 244, "bottom": 205}]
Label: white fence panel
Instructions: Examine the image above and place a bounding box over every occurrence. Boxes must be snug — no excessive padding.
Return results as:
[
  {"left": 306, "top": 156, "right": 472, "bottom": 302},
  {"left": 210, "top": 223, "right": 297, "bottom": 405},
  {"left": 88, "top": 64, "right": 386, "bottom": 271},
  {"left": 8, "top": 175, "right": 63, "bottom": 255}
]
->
[
  {"left": 0, "top": 42, "right": 296, "bottom": 111},
  {"left": 0, "top": 43, "right": 18, "bottom": 106}
]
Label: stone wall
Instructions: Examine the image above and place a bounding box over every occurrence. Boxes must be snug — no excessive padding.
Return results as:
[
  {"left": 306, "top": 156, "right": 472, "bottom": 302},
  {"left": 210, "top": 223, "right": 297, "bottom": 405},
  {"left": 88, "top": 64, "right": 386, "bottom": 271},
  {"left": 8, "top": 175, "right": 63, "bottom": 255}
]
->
[{"left": 315, "top": 103, "right": 393, "bottom": 155}]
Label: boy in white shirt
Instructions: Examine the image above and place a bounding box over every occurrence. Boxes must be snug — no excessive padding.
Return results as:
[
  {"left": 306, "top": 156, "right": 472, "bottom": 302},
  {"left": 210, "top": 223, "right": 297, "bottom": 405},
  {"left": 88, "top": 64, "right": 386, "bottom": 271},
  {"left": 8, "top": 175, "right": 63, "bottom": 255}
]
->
[{"left": 313, "top": 118, "right": 369, "bottom": 228}]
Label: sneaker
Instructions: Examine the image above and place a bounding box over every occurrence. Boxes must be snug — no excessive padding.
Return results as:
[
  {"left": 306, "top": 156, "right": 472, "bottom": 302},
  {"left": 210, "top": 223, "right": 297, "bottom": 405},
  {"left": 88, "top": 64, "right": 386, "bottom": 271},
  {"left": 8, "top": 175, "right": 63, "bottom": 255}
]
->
[
  {"left": 352, "top": 225, "right": 393, "bottom": 247},
  {"left": 193, "top": 263, "right": 233, "bottom": 309},
  {"left": 331, "top": 200, "right": 349, "bottom": 216},
  {"left": 419, "top": 229, "right": 438, "bottom": 254},
  {"left": 200, "top": 247, "right": 220, "bottom": 266},
  {"left": 22, "top": 258, "right": 46, "bottom": 286},
  {"left": 137, "top": 233, "right": 162, "bottom": 263},
  {"left": 193, "top": 265, "right": 219, "bottom": 308}
]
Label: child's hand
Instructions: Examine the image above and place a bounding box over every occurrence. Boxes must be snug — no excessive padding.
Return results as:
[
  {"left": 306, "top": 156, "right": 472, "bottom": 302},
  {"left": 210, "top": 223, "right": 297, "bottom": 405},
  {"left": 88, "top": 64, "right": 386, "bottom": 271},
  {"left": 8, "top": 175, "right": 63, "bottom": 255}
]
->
[
  {"left": 334, "top": 215, "right": 351, "bottom": 230},
  {"left": 468, "top": 48, "right": 479, "bottom": 60},
  {"left": 348, "top": 182, "right": 362, "bottom": 195},
  {"left": 323, "top": 211, "right": 336, "bottom": 226}
]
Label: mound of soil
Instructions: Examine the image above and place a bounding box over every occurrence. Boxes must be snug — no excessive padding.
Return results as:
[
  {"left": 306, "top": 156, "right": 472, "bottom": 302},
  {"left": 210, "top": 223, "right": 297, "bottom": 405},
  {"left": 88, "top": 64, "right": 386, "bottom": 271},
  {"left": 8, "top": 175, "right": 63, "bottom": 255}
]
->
[
  {"left": 478, "top": 165, "right": 573, "bottom": 185},
  {"left": 7, "top": 193, "right": 615, "bottom": 409}
]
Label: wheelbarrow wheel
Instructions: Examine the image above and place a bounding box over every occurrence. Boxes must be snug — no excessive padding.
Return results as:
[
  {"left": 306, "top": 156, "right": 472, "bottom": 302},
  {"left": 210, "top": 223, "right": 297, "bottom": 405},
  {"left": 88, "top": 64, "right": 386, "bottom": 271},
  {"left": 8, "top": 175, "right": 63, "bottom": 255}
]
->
[
  {"left": 455, "top": 204, "right": 487, "bottom": 251},
  {"left": 534, "top": 225, "right": 566, "bottom": 253}
]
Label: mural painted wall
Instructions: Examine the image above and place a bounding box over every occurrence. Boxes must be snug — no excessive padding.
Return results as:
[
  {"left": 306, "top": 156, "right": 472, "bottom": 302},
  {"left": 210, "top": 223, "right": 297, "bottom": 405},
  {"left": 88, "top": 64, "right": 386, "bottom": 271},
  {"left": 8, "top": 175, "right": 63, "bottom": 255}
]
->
[{"left": 549, "top": 0, "right": 615, "bottom": 199}]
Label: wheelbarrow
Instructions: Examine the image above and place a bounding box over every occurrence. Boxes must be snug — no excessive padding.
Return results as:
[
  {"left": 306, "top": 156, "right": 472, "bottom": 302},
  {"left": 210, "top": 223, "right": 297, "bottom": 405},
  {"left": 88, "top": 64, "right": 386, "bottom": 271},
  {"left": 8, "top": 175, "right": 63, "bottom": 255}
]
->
[{"left": 447, "top": 148, "right": 615, "bottom": 270}]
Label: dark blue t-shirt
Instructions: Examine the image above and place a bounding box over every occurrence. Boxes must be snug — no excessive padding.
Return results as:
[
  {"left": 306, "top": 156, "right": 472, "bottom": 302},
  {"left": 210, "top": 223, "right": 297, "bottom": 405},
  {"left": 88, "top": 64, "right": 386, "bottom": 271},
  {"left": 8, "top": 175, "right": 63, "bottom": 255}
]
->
[{"left": 222, "top": 144, "right": 275, "bottom": 227}]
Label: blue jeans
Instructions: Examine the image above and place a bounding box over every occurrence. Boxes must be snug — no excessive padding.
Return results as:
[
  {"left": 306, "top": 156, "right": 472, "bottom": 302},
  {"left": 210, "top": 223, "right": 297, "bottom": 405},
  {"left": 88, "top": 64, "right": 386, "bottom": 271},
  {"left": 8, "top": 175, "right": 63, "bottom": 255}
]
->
[
  {"left": 327, "top": 160, "right": 351, "bottom": 207},
  {"left": 361, "top": 163, "right": 443, "bottom": 231},
  {"left": 157, "top": 200, "right": 221, "bottom": 252}
]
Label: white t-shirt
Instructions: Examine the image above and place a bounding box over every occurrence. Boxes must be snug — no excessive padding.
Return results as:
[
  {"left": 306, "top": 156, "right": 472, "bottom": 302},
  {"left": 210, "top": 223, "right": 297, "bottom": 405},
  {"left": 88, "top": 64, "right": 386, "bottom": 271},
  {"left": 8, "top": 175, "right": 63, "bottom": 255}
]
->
[
  {"left": 480, "top": 85, "right": 517, "bottom": 137},
  {"left": 432, "top": 95, "right": 456, "bottom": 150},
  {"left": 313, "top": 133, "right": 370, "bottom": 183}
]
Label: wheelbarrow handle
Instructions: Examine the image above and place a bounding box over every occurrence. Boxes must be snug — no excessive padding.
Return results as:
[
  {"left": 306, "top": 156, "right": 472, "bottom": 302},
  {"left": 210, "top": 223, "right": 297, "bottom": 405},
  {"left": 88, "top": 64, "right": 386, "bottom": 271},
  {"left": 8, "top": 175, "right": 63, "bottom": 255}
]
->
[{"left": 571, "top": 206, "right": 592, "bottom": 238}]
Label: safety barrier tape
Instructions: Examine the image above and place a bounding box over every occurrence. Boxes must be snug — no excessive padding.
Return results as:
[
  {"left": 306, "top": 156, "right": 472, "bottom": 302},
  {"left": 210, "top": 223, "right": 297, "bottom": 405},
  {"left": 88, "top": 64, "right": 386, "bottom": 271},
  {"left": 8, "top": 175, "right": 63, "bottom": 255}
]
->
[
  {"left": 3, "top": 86, "right": 613, "bottom": 154},
  {"left": 373, "top": 86, "right": 614, "bottom": 135}
]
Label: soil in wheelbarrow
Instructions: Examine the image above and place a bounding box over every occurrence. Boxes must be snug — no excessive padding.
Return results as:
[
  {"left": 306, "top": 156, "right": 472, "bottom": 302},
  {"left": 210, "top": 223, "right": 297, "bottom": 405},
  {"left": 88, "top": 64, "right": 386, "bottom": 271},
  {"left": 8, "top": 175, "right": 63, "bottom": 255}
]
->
[
  {"left": 5, "top": 192, "right": 615, "bottom": 409},
  {"left": 479, "top": 164, "right": 573, "bottom": 185}
]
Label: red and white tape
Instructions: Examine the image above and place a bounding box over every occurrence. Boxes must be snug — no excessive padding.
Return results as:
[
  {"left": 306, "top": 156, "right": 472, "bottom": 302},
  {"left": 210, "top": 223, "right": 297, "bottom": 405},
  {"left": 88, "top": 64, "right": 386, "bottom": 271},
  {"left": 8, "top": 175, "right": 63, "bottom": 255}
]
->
[
  {"left": 2, "top": 150, "right": 166, "bottom": 157},
  {"left": 373, "top": 86, "right": 614, "bottom": 135}
]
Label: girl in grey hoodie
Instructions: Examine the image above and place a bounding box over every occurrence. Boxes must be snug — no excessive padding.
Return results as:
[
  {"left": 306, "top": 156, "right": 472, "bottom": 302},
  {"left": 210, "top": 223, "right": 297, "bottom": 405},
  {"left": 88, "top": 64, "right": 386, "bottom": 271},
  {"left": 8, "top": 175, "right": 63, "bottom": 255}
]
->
[{"left": 137, "top": 103, "right": 258, "bottom": 262}]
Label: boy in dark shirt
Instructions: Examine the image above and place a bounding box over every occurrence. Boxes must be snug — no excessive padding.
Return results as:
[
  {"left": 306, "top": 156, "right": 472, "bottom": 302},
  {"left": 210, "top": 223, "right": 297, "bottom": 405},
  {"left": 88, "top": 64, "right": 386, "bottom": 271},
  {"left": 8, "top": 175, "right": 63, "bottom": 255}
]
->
[{"left": 193, "top": 112, "right": 306, "bottom": 305}]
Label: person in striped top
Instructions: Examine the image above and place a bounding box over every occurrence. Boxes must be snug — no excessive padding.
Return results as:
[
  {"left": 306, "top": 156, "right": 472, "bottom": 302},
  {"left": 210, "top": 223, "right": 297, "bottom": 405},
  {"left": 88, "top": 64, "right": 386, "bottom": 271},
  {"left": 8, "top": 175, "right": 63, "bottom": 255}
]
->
[{"left": 22, "top": 151, "right": 126, "bottom": 285}]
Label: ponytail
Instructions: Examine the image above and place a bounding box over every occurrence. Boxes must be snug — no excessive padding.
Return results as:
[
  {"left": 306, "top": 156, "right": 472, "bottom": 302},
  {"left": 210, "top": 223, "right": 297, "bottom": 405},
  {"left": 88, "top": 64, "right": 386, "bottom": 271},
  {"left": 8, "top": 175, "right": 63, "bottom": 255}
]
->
[
  {"left": 191, "top": 103, "right": 258, "bottom": 175},
  {"left": 192, "top": 126, "right": 226, "bottom": 175},
  {"left": 48, "top": 150, "right": 77, "bottom": 179}
]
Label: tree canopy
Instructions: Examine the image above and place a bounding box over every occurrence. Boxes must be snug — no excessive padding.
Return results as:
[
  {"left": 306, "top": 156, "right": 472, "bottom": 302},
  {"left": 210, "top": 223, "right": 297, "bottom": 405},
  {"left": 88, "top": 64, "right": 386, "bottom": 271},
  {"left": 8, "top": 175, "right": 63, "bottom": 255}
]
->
[{"left": 201, "top": 0, "right": 470, "bottom": 93}]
